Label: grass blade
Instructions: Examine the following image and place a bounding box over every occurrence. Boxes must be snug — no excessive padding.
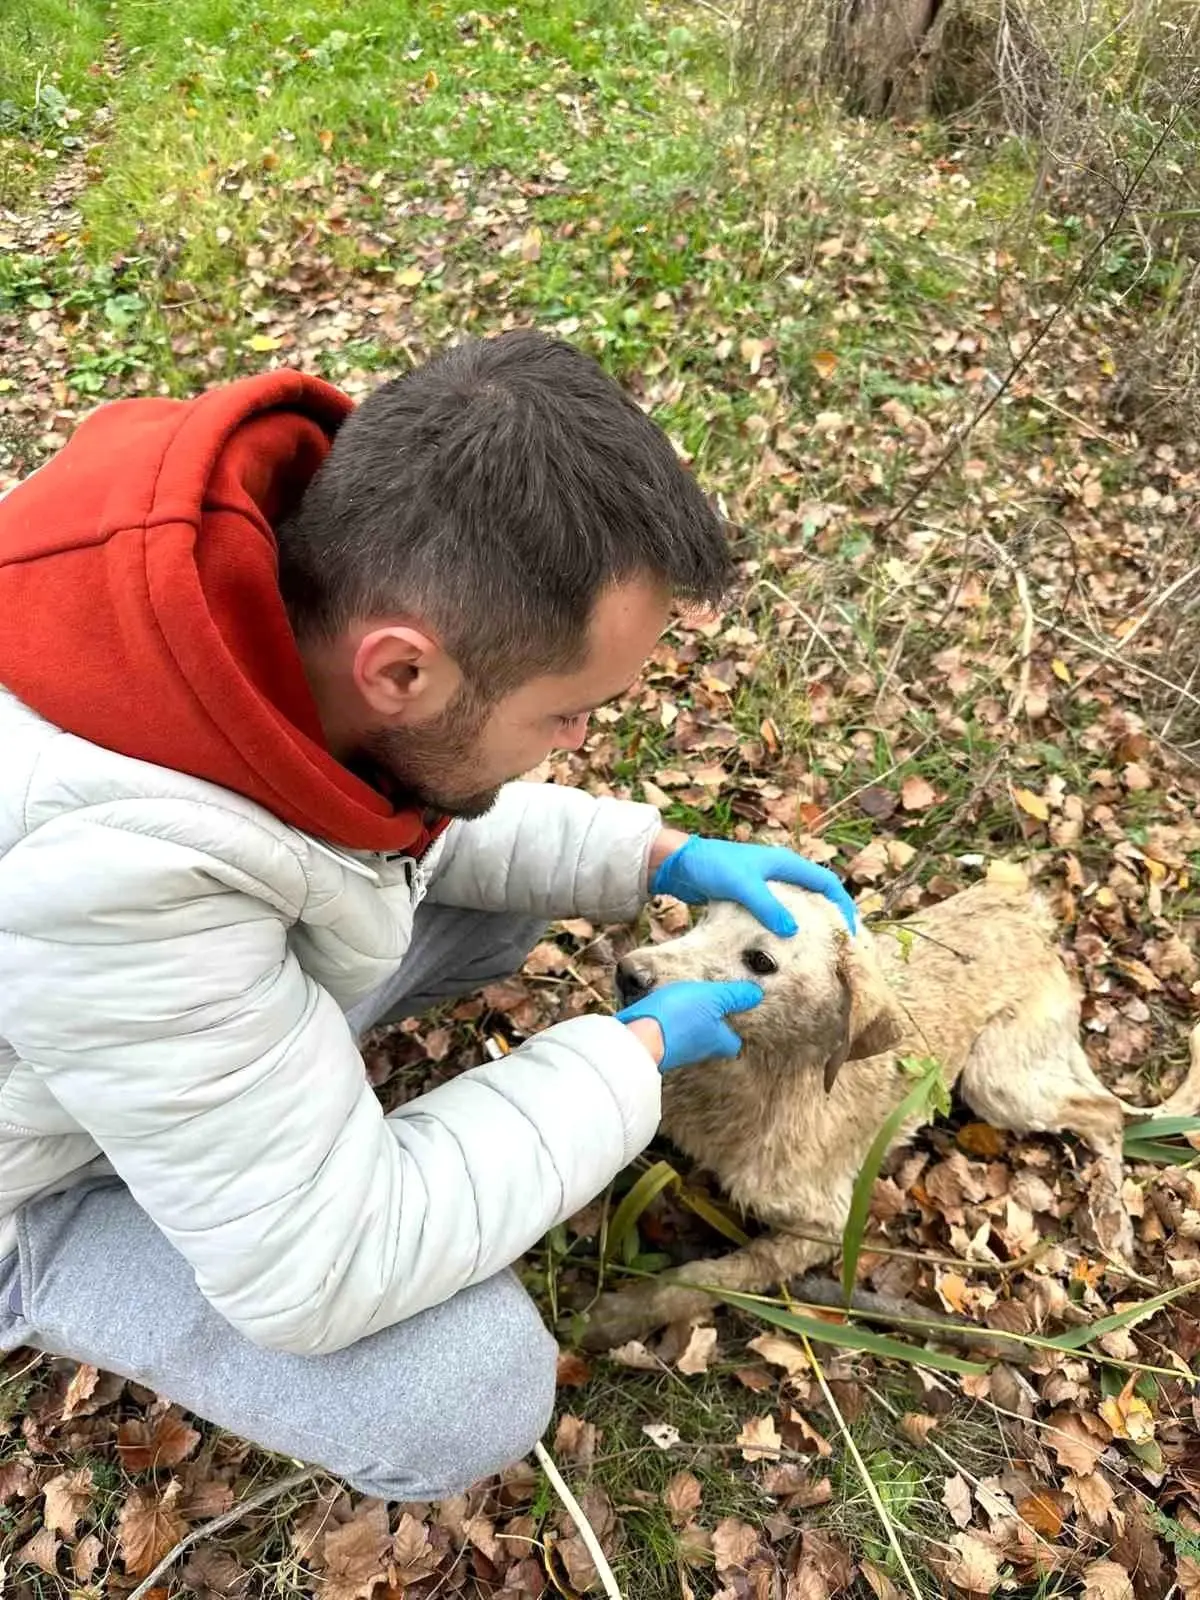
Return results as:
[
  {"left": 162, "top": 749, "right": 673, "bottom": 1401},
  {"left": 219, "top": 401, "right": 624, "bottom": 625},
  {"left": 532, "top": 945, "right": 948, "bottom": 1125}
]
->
[
  {"left": 841, "top": 1057, "right": 945, "bottom": 1302},
  {"left": 716, "top": 1290, "right": 989, "bottom": 1375},
  {"left": 604, "top": 1160, "right": 678, "bottom": 1265},
  {"left": 1124, "top": 1114, "right": 1200, "bottom": 1141},
  {"left": 1041, "top": 1282, "right": 1193, "bottom": 1350},
  {"left": 674, "top": 1183, "right": 753, "bottom": 1247},
  {"left": 1123, "top": 1140, "right": 1200, "bottom": 1167}
]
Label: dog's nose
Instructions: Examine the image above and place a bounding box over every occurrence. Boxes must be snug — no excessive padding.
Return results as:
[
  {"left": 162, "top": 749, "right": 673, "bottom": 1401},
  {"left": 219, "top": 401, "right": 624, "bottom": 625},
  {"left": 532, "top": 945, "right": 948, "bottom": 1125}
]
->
[{"left": 615, "top": 958, "right": 656, "bottom": 1008}]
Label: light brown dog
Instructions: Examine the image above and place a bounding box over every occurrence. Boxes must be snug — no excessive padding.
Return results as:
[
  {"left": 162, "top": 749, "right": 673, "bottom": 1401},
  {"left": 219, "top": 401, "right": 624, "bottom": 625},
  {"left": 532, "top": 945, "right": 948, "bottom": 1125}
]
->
[{"left": 582, "top": 865, "right": 1200, "bottom": 1349}]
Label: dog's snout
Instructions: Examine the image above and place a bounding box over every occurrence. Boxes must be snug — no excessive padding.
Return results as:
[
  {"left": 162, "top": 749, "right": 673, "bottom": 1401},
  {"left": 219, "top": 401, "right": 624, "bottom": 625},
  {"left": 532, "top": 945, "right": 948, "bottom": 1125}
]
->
[{"left": 615, "top": 958, "right": 656, "bottom": 1008}]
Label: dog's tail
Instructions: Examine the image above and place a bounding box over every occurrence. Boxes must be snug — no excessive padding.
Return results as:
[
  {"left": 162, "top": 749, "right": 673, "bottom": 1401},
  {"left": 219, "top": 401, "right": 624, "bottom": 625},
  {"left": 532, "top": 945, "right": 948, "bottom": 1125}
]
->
[{"left": 1116, "top": 1021, "right": 1200, "bottom": 1120}]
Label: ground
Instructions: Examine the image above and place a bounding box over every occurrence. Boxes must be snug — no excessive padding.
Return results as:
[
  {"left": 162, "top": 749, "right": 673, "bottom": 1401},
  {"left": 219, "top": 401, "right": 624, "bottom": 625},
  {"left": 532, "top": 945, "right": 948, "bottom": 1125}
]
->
[{"left": 1, "top": 1, "right": 1199, "bottom": 1597}]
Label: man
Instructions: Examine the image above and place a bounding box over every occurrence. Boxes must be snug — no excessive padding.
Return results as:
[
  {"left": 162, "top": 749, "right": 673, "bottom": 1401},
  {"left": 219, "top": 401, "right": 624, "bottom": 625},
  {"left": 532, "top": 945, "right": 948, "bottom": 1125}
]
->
[{"left": 0, "top": 331, "right": 853, "bottom": 1498}]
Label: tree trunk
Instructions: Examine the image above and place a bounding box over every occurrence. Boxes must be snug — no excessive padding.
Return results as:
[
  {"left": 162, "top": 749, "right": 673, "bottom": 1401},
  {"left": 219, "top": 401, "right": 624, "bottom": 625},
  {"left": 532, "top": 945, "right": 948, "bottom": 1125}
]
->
[{"left": 825, "top": 0, "right": 945, "bottom": 117}]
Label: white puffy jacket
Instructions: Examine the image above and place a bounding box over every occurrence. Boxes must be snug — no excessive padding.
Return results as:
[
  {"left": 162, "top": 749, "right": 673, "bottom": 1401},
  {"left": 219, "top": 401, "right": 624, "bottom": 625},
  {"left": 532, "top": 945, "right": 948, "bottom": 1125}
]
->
[{"left": 0, "top": 688, "right": 663, "bottom": 1355}]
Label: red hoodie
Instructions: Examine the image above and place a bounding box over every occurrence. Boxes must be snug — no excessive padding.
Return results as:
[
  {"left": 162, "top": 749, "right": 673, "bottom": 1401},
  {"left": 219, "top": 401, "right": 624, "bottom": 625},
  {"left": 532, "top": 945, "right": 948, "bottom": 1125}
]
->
[{"left": 0, "top": 371, "right": 447, "bottom": 856}]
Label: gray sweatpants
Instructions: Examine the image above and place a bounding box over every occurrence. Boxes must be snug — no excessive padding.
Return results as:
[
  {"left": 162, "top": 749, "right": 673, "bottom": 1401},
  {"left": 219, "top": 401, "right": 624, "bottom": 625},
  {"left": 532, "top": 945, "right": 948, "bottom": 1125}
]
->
[{"left": 0, "top": 905, "right": 556, "bottom": 1501}]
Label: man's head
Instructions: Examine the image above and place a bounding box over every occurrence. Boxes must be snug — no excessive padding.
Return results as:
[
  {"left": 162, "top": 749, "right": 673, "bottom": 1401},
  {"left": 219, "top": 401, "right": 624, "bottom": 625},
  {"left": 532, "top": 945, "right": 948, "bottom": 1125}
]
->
[{"left": 279, "top": 330, "right": 732, "bottom": 817}]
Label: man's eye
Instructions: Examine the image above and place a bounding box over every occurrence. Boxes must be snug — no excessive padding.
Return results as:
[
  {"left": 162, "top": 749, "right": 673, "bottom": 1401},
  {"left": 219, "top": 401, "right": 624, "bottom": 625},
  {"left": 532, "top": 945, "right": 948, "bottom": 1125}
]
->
[{"left": 743, "top": 948, "right": 778, "bottom": 977}]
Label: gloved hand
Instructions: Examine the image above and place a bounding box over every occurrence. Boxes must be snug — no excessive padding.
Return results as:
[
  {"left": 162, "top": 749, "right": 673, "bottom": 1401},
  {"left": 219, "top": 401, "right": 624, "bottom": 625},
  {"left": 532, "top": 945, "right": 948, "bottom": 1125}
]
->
[
  {"left": 651, "top": 837, "right": 857, "bottom": 937},
  {"left": 617, "top": 980, "right": 763, "bottom": 1073}
]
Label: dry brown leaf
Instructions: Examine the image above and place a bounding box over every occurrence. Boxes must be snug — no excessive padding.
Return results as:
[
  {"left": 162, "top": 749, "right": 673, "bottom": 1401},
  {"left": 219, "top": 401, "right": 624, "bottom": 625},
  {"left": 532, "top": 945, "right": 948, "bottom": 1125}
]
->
[
  {"left": 736, "top": 1414, "right": 782, "bottom": 1463},
  {"left": 677, "top": 1520, "right": 714, "bottom": 1569},
  {"left": 61, "top": 1361, "right": 100, "bottom": 1420},
  {"left": 0, "top": 1456, "right": 35, "bottom": 1502},
  {"left": 43, "top": 1466, "right": 94, "bottom": 1536},
  {"left": 463, "top": 1512, "right": 500, "bottom": 1563},
  {"left": 19, "top": 1526, "right": 60, "bottom": 1577},
  {"left": 1081, "top": 1559, "right": 1135, "bottom": 1600},
  {"left": 942, "top": 1473, "right": 974, "bottom": 1529},
  {"left": 943, "top": 1531, "right": 1001, "bottom": 1594},
  {"left": 606, "top": 1340, "right": 660, "bottom": 1370},
  {"left": 793, "top": 1529, "right": 856, "bottom": 1596},
  {"left": 555, "top": 1349, "right": 592, "bottom": 1387},
  {"left": 553, "top": 1413, "right": 601, "bottom": 1464},
  {"left": 321, "top": 1499, "right": 391, "bottom": 1600},
  {"left": 119, "top": 1483, "right": 189, "bottom": 1579},
  {"left": 712, "top": 1516, "right": 761, "bottom": 1577},
  {"left": 73, "top": 1532, "right": 104, "bottom": 1585},
  {"left": 664, "top": 1470, "right": 703, "bottom": 1527},
  {"left": 899, "top": 1412, "right": 938, "bottom": 1447},
  {"left": 1047, "top": 1409, "right": 1108, "bottom": 1474},
  {"left": 860, "top": 1557, "right": 904, "bottom": 1600},
  {"left": 391, "top": 1513, "right": 439, "bottom": 1586},
  {"left": 762, "top": 1464, "right": 832, "bottom": 1506},
  {"left": 1098, "top": 1375, "right": 1155, "bottom": 1442},
  {"left": 900, "top": 774, "right": 937, "bottom": 811},
  {"left": 181, "top": 1544, "right": 250, "bottom": 1597},
  {"left": 1016, "top": 1487, "right": 1067, "bottom": 1538},
  {"left": 1065, "top": 1469, "right": 1114, "bottom": 1527},
  {"left": 746, "top": 1331, "right": 809, "bottom": 1377},
  {"left": 676, "top": 1324, "right": 718, "bottom": 1375},
  {"left": 117, "top": 1409, "right": 201, "bottom": 1472}
]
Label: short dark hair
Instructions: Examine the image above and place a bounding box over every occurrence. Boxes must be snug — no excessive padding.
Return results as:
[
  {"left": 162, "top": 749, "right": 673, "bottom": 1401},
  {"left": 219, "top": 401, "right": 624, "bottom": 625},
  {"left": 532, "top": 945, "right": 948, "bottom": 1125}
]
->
[{"left": 278, "top": 329, "right": 732, "bottom": 692}]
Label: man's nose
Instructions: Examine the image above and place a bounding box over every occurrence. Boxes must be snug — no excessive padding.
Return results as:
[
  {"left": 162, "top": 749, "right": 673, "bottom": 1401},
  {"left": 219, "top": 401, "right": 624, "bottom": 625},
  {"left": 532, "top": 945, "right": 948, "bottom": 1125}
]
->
[{"left": 615, "top": 957, "right": 656, "bottom": 1008}]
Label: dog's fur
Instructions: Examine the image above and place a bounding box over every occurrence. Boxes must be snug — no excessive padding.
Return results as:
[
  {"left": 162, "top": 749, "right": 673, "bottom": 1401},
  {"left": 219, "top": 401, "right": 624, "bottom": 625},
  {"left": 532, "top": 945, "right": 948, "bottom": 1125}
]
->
[{"left": 582, "top": 865, "right": 1200, "bottom": 1349}]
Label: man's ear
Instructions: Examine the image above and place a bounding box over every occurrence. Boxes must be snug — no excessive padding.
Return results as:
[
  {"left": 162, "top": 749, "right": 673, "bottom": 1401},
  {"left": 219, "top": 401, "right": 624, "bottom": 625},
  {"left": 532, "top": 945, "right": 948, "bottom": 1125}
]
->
[{"left": 822, "top": 934, "right": 906, "bottom": 1091}]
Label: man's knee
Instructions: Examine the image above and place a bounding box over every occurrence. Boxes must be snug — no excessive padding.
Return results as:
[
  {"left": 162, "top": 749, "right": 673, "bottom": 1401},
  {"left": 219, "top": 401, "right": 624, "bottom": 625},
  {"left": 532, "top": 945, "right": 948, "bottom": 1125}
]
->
[{"left": 352, "top": 1273, "right": 557, "bottom": 1502}]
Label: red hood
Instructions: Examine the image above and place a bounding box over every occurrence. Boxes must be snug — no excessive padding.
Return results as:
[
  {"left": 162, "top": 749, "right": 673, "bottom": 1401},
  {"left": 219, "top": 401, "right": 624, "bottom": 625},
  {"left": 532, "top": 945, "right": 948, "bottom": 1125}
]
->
[{"left": 0, "top": 371, "right": 447, "bottom": 856}]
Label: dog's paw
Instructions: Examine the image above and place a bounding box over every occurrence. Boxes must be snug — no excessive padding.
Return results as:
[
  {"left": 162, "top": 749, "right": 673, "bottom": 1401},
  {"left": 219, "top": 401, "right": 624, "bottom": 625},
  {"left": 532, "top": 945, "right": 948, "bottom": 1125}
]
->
[{"left": 580, "top": 1283, "right": 716, "bottom": 1352}]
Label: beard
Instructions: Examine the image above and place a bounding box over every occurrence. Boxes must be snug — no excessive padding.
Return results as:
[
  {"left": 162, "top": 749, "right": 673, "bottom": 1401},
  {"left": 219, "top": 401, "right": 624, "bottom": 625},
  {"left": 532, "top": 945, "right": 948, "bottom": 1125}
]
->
[{"left": 352, "top": 683, "right": 502, "bottom": 821}]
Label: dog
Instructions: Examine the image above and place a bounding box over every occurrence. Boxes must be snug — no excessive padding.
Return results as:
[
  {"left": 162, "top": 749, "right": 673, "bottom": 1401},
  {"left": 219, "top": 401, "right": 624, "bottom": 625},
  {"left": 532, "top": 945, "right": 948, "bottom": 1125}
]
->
[{"left": 581, "top": 863, "right": 1200, "bottom": 1349}]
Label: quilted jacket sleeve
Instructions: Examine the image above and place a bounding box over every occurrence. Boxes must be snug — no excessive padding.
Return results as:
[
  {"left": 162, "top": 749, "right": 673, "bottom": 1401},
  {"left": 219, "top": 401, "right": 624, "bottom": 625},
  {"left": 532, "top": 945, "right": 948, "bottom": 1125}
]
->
[
  {"left": 0, "top": 809, "right": 661, "bottom": 1355},
  {"left": 428, "top": 782, "right": 662, "bottom": 922}
]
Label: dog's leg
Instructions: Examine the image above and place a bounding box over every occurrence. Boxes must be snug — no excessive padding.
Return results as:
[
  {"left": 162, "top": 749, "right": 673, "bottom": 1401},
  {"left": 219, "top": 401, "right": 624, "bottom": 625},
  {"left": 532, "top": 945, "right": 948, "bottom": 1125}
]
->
[
  {"left": 580, "top": 1231, "right": 836, "bottom": 1351},
  {"left": 959, "top": 1010, "right": 1133, "bottom": 1259}
]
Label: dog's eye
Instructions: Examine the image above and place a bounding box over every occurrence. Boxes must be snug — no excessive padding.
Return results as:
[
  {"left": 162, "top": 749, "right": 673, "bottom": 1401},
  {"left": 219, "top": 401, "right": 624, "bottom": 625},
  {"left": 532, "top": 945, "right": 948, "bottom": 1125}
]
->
[{"left": 743, "top": 948, "right": 778, "bottom": 977}]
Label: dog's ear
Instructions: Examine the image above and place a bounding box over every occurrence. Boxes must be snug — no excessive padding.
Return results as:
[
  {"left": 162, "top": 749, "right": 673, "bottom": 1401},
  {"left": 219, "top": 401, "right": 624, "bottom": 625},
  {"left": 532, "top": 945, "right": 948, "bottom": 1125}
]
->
[{"left": 823, "top": 935, "right": 906, "bottom": 1091}]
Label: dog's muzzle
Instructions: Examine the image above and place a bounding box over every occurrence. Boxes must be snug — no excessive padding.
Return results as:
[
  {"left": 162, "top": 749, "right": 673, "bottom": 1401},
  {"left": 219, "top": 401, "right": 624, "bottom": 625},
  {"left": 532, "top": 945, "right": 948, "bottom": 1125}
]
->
[{"left": 614, "top": 958, "right": 656, "bottom": 1008}]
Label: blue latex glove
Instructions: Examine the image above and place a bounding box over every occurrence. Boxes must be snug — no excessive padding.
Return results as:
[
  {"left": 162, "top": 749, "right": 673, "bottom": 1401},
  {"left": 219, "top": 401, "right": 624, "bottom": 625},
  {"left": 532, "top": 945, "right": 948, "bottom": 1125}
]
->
[
  {"left": 617, "top": 980, "right": 763, "bottom": 1073},
  {"left": 652, "top": 837, "right": 857, "bottom": 937}
]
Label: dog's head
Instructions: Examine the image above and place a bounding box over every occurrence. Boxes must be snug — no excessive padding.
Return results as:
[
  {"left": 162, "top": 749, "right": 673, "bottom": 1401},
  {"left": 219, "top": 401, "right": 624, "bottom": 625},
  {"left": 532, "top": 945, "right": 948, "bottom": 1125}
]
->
[{"left": 616, "top": 885, "right": 904, "bottom": 1087}]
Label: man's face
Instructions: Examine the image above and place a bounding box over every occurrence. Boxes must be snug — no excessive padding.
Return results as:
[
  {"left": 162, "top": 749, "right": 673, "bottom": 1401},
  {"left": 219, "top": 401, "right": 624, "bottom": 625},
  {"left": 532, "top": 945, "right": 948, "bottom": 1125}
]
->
[{"left": 360, "top": 577, "right": 672, "bottom": 819}]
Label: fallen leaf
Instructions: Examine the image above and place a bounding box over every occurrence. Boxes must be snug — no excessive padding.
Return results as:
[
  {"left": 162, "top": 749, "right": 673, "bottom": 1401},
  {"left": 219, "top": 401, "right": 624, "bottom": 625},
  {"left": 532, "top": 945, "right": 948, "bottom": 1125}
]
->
[
  {"left": 19, "top": 1526, "right": 60, "bottom": 1577},
  {"left": 664, "top": 1470, "right": 703, "bottom": 1527},
  {"left": 642, "top": 1421, "right": 682, "bottom": 1450},
  {"left": 712, "top": 1516, "right": 761, "bottom": 1577},
  {"left": 553, "top": 1414, "right": 601, "bottom": 1464},
  {"left": 747, "top": 1331, "right": 809, "bottom": 1377},
  {"left": 737, "top": 1414, "right": 782, "bottom": 1462},
  {"left": 117, "top": 1409, "right": 201, "bottom": 1471},
  {"left": 62, "top": 1361, "right": 100, "bottom": 1419},
  {"left": 1012, "top": 787, "right": 1050, "bottom": 823},
  {"left": 463, "top": 1512, "right": 500, "bottom": 1562},
  {"left": 395, "top": 265, "right": 424, "bottom": 288},
  {"left": 43, "top": 1466, "right": 94, "bottom": 1535},
  {"left": 73, "top": 1533, "right": 104, "bottom": 1584},
  {"left": 1047, "top": 1409, "right": 1108, "bottom": 1474},
  {"left": 900, "top": 1412, "right": 938, "bottom": 1446},
  {"left": 1065, "top": 1469, "right": 1114, "bottom": 1527},
  {"left": 762, "top": 1464, "right": 832, "bottom": 1506},
  {"left": 391, "top": 1513, "right": 439, "bottom": 1585},
  {"left": 182, "top": 1544, "right": 249, "bottom": 1597},
  {"left": 0, "top": 1456, "right": 35, "bottom": 1502},
  {"left": 1081, "top": 1559, "right": 1135, "bottom": 1600},
  {"left": 942, "top": 1473, "right": 974, "bottom": 1529},
  {"left": 1099, "top": 1375, "right": 1155, "bottom": 1443},
  {"left": 676, "top": 1325, "right": 718, "bottom": 1375},
  {"left": 246, "top": 334, "right": 282, "bottom": 353},
  {"left": 1016, "top": 1486, "right": 1067, "bottom": 1538},
  {"left": 861, "top": 1557, "right": 904, "bottom": 1600},
  {"left": 900, "top": 774, "right": 938, "bottom": 811},
  {"left": 519, "top": 225, "right": 543, "bottom": 262},
  {"left": 555, "top": 1349, "right": 591, "bottom": 1387},
  {"left": 607, "top": 1340, "right": 660, "bottom": 1370},
  {"left": 321, "top": 1499, "right": 390, "bottom": 1600},
  {"left": 118, "top": 1484, "right": 189, "bottom": 1579},
  {"left": 943, "top": 1531, "right": 1001, "bottom": 1594},
  {"left": 812, "top": 349, "right": 838, "bottom": 380}
]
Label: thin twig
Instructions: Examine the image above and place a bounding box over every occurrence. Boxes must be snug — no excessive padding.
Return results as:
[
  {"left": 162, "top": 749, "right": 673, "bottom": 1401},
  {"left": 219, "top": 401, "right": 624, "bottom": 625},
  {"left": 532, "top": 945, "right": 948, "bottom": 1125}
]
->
[
  {"left": 746, "top": 578, "right": 856, "bottom": 677},
  {"left": 800, "top": 1335, "right": 925, "bottom": 1600},
  {"left": 126, "top": 1468, "right": 318, "bottom": 1600},
  {"left": 1115, "top": 561, "right": 1200, "bottom": 654},
  {"left": 534, "top": 1441, "right": 624, "bottom": 1600},
  {"left": 1034, "top": 612, "right": 1200, "bottom": 713}
]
